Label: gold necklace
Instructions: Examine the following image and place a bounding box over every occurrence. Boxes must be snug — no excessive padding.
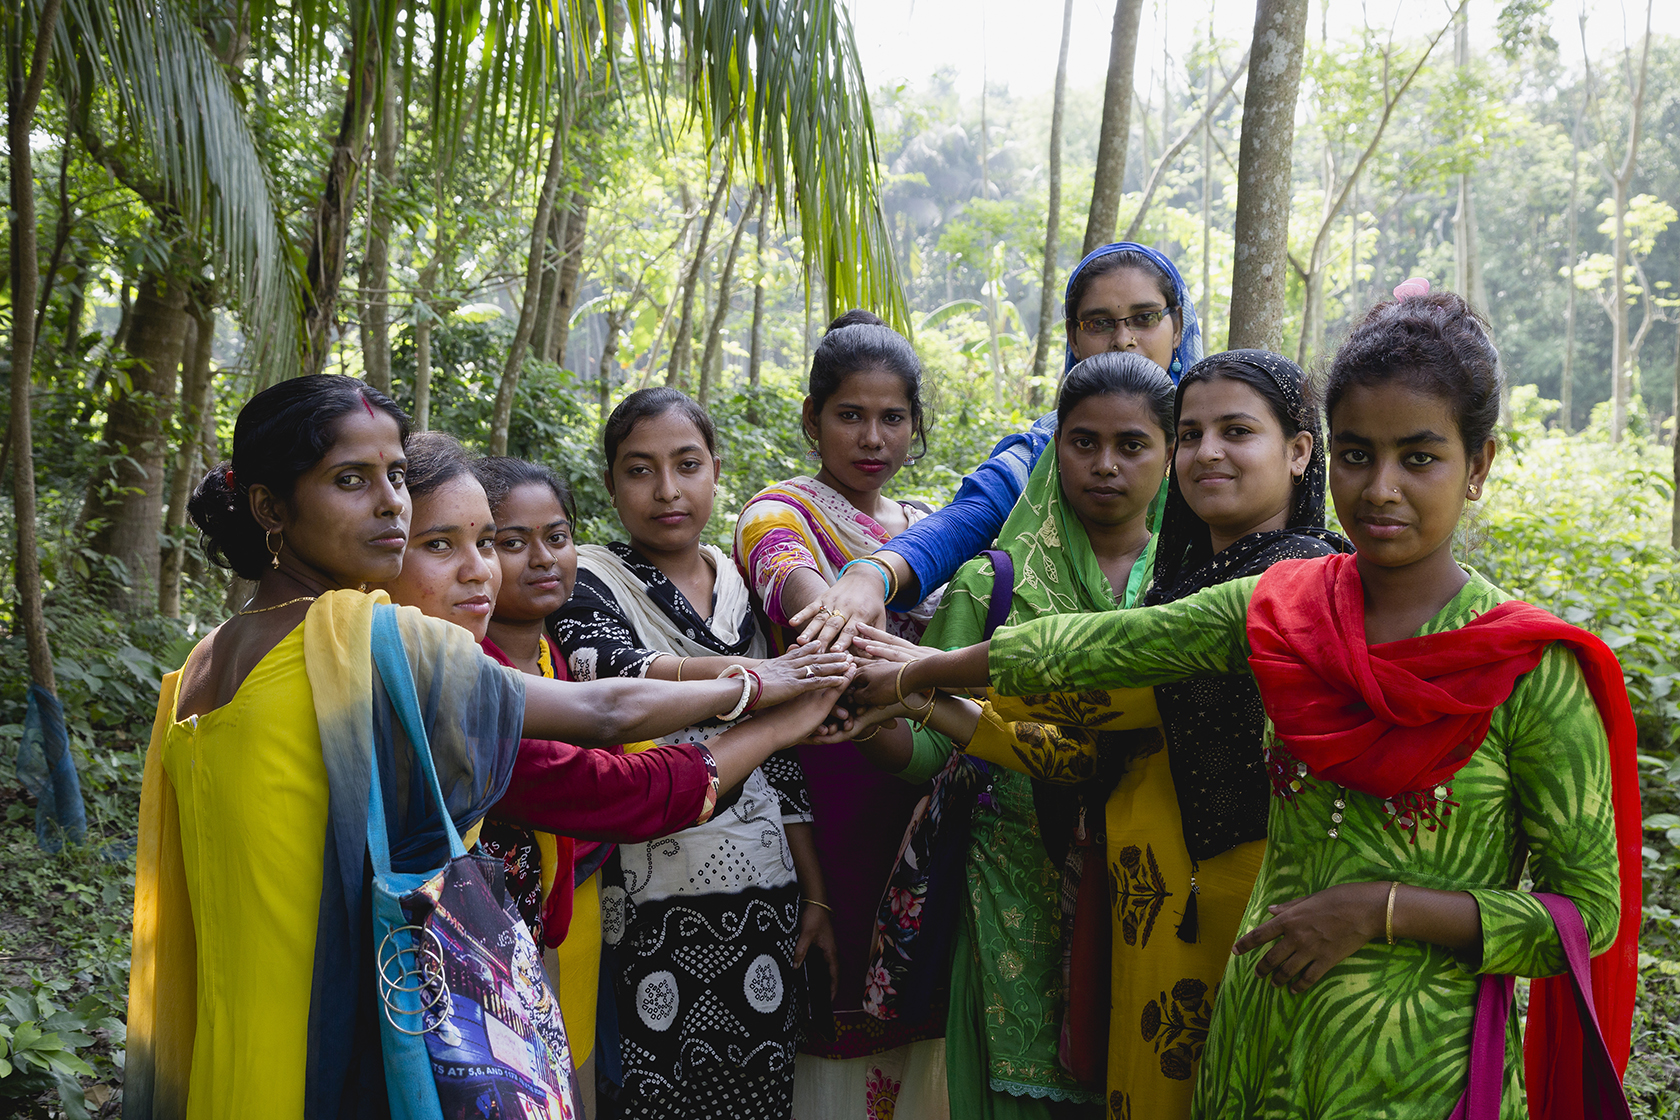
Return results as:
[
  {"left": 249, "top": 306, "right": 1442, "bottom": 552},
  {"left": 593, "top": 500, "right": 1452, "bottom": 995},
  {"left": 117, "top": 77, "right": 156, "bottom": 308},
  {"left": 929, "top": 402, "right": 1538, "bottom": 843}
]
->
[{"left": 237, "top": 595, "right": 318, "bottom": 616}]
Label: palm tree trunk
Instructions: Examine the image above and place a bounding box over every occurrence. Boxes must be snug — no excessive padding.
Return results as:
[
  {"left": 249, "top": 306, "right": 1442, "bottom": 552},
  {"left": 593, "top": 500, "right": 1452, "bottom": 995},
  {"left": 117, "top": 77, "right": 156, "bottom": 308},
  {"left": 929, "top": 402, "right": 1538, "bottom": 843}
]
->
[
  {"left": 532, "top": 208, "right": 566, "bottom": 361},
  {"left": 81, "top": 271, "right": 189, "bottom": 610},
  {"left": 161, "top": 301, "right": 215, "bottom": 617},
  {"left": 1226, "top": 0, "right": 1310, "bottom": 351},
  {"left": 1029, "top": 0, "right": 1075, "bottom": 401},
  {"left": 7, "top": 0, "right": 62, "bottom": 692},
  {"left": 667, "top": 168, "right": 732, "bottom": 390},
  {"left": 301, "top": 10, "right": 381, "bottom": 374},
  {"left": 490, "top": 102, "right": 570, "bottom": 456},
  {"left": 1083, "top": 0, "right": 1144, "bottom": 258},
  {"left": 698, "top": 189, "right": 756, "bottom": 407},
  {"left": 361, "top": 57, "right": 399, "bottom": 394}
]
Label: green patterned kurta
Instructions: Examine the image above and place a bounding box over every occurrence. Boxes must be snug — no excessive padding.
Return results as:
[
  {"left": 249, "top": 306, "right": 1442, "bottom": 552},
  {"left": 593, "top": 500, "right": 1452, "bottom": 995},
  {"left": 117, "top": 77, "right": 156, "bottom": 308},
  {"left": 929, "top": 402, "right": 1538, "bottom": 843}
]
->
[{"left": 989, "top": 569, "right": 1621, "bottom": 1119}]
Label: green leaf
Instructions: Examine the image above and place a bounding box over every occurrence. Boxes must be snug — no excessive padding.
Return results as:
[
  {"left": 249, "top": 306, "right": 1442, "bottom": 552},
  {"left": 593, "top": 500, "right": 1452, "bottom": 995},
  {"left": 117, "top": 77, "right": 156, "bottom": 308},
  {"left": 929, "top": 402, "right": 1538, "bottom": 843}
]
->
[{"left": 1644, "top": 813, "right": 1680, "bottom": 830}]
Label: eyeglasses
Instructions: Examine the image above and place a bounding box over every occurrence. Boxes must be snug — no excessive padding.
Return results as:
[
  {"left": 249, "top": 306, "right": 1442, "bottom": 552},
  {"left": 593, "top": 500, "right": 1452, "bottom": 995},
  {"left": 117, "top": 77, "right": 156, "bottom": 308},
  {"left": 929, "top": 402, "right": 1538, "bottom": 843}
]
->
[{"left": 1069, "top": 307, "right": 1178, "bottom": 337}]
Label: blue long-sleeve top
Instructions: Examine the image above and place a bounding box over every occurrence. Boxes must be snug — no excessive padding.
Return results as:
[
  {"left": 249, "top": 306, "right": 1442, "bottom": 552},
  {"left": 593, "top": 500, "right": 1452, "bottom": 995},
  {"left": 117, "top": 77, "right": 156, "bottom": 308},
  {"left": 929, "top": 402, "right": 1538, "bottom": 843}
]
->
[{"left": 886, "top": 411, "right": 1056, "bottom": 608}]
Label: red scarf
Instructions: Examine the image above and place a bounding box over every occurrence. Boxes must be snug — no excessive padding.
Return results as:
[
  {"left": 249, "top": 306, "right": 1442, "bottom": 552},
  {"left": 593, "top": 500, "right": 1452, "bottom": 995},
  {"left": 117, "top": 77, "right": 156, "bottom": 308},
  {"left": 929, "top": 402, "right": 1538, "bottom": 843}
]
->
[{"left": 1246, "top": 553, "right": 1639, "bottom": 1117}]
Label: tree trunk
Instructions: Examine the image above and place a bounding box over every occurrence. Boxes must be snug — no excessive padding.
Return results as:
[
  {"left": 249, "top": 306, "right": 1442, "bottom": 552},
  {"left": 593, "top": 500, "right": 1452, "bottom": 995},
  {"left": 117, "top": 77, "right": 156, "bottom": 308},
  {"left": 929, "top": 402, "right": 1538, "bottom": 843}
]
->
[
  {"left": 490, "top": 103, "right": 570, "bottom": 456},
  {"left": 7, "top": 0, "right": 63, "bottom": 692},
  {"left": 532, "top": 208, "right": 566, "bottom": 361},
  {"left": 1226, "top": 0, "right": 1309, "bottom": 352},
  {"left": 360, "top": 56, "right": 399, "bottom": 394},
  {"left": 600, "top": 304, "right": 628, "bottom": 421},
  {"left": 81, "top": 273, "right": 190, "bottom": 610},
  {"left": 301, "top": 14, "right": 380, "bottom": 374},
  {"left": 1083, "top": 0, "right": 1144, "bottom": 258},
  {"left": 1604, "top": 1, "right": 1653, "bottom": 443},
  {"left": 549, "top": 188, "right": 592, "bottom": 371},
  {"left": 1201, "top": 17, "right": 1215, "bottom": 335},
  {"left": 697, "top": 190, "right": 756, "bottom": 407},
  {"left": 161, "top": 301, "right": 215, "bottom": 617},
  {"left": 747, "top": 185, "right": 770, "bottom": 417},
  {"left": 667, "top": 169, "right": 732, "bottom": 391},
  {"left": 1561, "top": 106, "right": 1583, "bottom": 431},
  {"left": 1451, "top": 3, "right": 1494, "bottom": 414},
  {"left": 1029, "top": 0, "right": 1076, "bottom": 401},
  {"left": 414, "top": 312, "right": 433, "bottom": 432}
]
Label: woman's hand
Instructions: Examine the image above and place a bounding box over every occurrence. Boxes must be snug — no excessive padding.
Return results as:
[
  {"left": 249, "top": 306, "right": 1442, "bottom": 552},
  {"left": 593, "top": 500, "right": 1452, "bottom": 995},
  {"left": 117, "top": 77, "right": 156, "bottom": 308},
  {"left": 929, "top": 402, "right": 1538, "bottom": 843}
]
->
[
  {"left": 794, "top": 902, "right": 841, "bottom": 1000},
  {"left": 755, "top": 642, "right": 857, "bottom": 708},
  {"left": 850, "top": 622, "right": 933, "bottom": 664},
  {"left": 849, "top": 655, "right": 921, "bottom": 709},
  {"left": 1231, "top": 881, "right": 1389, "bottom": 993},
  {"left": 750, "top": 668, "right": 858, "bottom": 744},
  {"left": 788, "top": 568, "right": 891, "bottom": 650}
]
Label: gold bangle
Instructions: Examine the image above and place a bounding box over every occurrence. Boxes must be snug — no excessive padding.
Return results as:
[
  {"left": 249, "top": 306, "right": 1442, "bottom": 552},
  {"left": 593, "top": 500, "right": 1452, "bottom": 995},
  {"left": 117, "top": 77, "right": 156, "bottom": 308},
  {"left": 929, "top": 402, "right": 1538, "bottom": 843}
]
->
[
  {"left": 909, "top": 691, "right": 937, "bottom": 730},
  {"left": 1386, "top": 880, "right": 1400, "bottom": 946},
  {"left": 676, "top": 655, "right": 690, "bottom": 682},
  {"left": 854, "top": 725, "right": 882, "bottom": 741},
  {"left": 802, "top": 897, "right": 833, "bottom": 913},
  {"left": 894, "top": 660, "right": 913, "bottom": 706}
]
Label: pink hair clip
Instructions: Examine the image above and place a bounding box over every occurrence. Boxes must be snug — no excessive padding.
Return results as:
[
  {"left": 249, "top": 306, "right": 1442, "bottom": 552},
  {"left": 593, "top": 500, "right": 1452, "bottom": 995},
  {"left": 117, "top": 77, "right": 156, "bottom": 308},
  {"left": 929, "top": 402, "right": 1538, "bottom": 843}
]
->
[
  {"left": 224, "top": 468, "right": 237, "bottom": 489},
  {"left": 1393, "top": 277, "right": 1431, "bottom": 301}
]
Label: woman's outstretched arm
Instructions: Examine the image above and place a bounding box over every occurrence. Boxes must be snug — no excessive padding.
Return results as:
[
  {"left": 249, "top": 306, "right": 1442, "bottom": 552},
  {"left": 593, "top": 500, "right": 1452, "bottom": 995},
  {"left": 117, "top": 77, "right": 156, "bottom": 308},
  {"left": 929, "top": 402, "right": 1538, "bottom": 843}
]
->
[{"left": 523, "top": 645, "right": 852, "bottom": 748}]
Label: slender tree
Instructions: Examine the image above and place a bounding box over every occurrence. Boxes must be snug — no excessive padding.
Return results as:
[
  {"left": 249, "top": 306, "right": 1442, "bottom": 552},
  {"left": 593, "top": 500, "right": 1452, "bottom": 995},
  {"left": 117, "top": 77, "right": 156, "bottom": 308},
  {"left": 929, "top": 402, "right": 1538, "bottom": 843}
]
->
[
  {"left": 1584, "top": 0, "right": 1653, "bottom": 442},
  {"left": 1028, "top": 0, "right": 1076, "bottom": 397},
  {"left": 489, "top": 104, "right": 571, "bottom": 455},
  {"left": 1293, "top": 14, "right": 1452, "bottom": 366},
  {"left": 747, "top": 184, "right": 771, "bottom": 409},
  {"left": 698, "top": 190, "right": 757, "bottom": 406},
  {"left": 7, "top": 0, "right": 65, "bottom": 694},
  {"left": 360, "top": 50, "right": 400, "bottom": 394},
  {"left": 1122, "top": 50, "right": 1247, "bottom": 242},
  {"left": 667, "top": 165, "right": 733, "bottom": 390},
  {"left": 161, "top": 301, "right": 216, "bottom": 616},
  {"left": 1561, "top": 19, "right": 1589, "bottom": 433},
  {"left": 1083, "top": 0, "right": 1145, "bottom": 257},
  {"left": 1226, "top": 0, "right": 1310, "bottom": 351}
]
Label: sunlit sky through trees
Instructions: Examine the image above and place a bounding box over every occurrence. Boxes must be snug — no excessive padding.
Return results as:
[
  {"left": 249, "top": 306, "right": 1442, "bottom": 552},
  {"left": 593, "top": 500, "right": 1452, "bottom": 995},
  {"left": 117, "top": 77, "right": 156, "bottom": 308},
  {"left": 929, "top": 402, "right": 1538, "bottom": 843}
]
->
[{"left": 848, "top": 0, "right": 1680, "bottom": 98}]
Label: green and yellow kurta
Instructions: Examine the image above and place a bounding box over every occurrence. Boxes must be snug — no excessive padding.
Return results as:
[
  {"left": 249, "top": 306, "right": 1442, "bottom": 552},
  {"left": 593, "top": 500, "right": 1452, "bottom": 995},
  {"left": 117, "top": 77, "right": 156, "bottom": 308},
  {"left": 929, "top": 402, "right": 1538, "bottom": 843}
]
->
[{"left": 988, "top": 569, "right": 1621, "bottom": 1119}]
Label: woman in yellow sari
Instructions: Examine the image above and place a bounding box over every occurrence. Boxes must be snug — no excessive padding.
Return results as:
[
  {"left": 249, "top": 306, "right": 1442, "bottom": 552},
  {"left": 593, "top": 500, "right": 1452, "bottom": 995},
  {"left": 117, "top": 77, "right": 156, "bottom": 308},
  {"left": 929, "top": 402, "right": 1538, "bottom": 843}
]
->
[{"left": 125, "top": 376, "right": 855, "bottom": 1120}]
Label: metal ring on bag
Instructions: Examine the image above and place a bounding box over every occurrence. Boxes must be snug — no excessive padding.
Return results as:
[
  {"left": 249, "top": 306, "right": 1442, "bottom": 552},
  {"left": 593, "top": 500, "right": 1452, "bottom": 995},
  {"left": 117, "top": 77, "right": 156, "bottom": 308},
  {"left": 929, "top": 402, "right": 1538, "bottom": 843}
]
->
[{"left": 377, "top": 923, "right": 452, "bottom": 1035}]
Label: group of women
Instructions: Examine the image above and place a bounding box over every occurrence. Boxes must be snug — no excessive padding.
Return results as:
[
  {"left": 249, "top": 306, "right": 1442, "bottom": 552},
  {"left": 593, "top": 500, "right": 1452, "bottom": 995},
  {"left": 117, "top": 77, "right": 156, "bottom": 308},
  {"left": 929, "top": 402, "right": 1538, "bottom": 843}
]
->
[{"left": 125, "top": 240, "right": 1639, "bottom": 1120}]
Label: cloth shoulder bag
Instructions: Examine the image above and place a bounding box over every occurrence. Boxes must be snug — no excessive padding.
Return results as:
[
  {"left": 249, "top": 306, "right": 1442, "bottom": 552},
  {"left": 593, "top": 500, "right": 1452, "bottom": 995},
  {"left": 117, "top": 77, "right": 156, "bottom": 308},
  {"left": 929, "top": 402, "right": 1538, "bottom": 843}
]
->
[{"left": 367, "top": 604, "right": 582, "bottom": 1120}]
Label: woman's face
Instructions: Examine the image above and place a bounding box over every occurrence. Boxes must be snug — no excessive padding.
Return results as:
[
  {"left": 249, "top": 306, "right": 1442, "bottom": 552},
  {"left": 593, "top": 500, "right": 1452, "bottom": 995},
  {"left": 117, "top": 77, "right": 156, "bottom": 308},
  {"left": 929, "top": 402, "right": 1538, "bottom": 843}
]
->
[
  {"left": 1328, "top": 382, "right": 1494, "bottom": 572},
  {"left": 608, "top": 408, "right": 719, "bottom": 558},
  {"left": 492, "top": 482, "right": 577, "bottom": 623},
  {"left": 1055, "top": 392, "right": 1170, "bottom": 533},
  {"left": 254, "top": 407, "right": 410, "bottom": 589},
  {"left": 380, "top": 475, "right": 500, "bottom": 642},
  {"left": 1066, "top": 265, "right": 1182, "bottom": 369},
  {"left": 1174, "top": 376, "right": 1312, "bottom": 547},
  {"left": 805, "top": 367, "right": 915, "bottom": 498}
]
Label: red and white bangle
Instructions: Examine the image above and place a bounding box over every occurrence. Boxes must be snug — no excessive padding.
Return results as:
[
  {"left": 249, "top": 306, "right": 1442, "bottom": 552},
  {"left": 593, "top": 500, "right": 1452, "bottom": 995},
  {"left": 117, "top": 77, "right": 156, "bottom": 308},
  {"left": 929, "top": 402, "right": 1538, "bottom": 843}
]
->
[
  {"left": 695, "top": 743, "right": 721, "bottom": 824},
  {"left": 718, "top": 664, "right": 753, "bottom": 722},
  {"left": 744, "top": 668, "right": 764, "bottom": 712}
]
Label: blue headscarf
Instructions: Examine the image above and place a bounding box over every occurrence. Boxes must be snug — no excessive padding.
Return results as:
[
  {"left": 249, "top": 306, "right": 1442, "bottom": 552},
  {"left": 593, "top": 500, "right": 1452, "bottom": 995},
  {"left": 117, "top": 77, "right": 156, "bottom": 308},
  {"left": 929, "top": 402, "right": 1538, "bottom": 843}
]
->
[{"left": 1061, "top": 241, "right": 1203, "bottom": 380}]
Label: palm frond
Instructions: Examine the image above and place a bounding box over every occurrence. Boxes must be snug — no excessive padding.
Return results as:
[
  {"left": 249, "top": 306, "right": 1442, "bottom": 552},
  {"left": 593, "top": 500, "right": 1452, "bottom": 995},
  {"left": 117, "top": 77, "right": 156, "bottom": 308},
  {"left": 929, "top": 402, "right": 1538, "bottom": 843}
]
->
[
  {"left": 51, "top": 0, "right": 305, "bottom": 380},
  {"left": 625, "top": 0, "right": 907, "bottom": 331}
]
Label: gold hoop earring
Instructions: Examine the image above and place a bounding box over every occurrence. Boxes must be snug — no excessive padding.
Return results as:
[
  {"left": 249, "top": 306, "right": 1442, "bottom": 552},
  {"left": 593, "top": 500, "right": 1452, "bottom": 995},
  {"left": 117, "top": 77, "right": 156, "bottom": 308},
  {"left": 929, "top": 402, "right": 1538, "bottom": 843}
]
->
[{"left": 266, "top": 530, "right": 283, "bottom": 568}]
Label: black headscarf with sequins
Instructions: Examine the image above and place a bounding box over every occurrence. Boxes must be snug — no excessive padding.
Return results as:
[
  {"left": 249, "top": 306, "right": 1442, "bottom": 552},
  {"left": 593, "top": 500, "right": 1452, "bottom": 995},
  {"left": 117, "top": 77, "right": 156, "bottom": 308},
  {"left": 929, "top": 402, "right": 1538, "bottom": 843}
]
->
[{"left": 1144, "top": 349, "right": 1353, "bottom": 865}]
